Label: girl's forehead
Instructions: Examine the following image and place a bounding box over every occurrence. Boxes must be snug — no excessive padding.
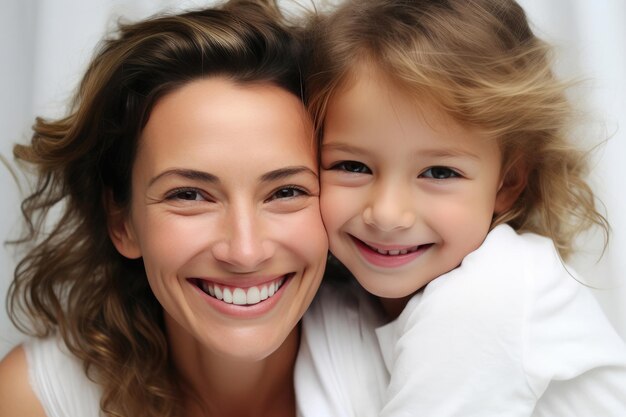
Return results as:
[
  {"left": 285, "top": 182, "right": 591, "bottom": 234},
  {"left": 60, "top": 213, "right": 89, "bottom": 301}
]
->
[{"left": 324, "top": 63, "right": 504, "bottom": 164}]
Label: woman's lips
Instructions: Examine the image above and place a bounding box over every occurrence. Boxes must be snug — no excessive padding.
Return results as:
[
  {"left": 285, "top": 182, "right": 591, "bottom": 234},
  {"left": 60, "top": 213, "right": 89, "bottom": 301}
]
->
[{"left": 192, "top": 274, "right": 290, "bottom": 306}]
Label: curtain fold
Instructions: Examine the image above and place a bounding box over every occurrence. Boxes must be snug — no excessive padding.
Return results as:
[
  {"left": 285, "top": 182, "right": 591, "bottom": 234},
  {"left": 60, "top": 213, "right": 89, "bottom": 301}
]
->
[{"left": 519, "top": 0, "right": 626, "bottom": 336}]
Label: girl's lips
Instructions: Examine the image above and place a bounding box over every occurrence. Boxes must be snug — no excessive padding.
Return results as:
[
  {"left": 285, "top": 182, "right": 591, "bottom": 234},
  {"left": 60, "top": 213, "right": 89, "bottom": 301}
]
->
[{"left": 350, "top": 235, "right": 432, "bottom": 268}]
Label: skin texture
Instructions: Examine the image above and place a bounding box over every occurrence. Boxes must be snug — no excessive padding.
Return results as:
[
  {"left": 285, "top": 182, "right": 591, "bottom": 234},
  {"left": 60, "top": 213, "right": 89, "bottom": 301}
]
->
[
  {"left": 109, "top": 78, "right": 328, "bottom": 416},
  {"left": 320, "top": 65, "right": 513, "bottom": 318}
]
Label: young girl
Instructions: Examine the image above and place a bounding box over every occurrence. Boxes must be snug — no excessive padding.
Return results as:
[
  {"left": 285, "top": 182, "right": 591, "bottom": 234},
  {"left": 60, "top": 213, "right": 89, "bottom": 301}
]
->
[{"left": 296, "top": 0, "right": 626, "bottom": 416}]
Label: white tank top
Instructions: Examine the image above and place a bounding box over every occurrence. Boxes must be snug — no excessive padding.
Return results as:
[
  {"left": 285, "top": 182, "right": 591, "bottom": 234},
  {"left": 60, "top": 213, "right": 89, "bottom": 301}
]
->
[{"left": 24, "top": 337, "right": 102, "bottom": 417}]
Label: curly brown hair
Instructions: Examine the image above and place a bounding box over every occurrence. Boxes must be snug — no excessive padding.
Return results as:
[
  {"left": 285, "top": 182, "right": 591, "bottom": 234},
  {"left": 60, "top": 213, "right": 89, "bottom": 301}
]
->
[
  {"left": 8, "top": 1, "right": 305, "bottom": 416},
  {"left": 305, "top": 0, "right": 608, "bottom": 259}
]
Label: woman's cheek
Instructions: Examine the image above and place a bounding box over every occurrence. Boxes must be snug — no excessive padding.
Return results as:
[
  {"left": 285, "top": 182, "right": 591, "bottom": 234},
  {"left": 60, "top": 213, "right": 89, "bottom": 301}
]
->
[
  {"left": 139, "top": 214, "right": 216, "bottom": 276},
  {"left": 280, "top": 205, "right": 328, "bottom": 259}
]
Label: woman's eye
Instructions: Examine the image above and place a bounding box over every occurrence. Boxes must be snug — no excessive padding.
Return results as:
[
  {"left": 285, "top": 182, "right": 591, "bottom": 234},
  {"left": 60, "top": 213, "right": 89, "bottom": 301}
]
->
[
  {"left": 420, "top": 166, "right": 460, "bottom": 179},
  {"left": 267, "top": 186, "right": 308, "bottom": 202},
  {"left": 166, "top": 188, "right": 207, "bottom": 201},
  {"left": 330, "top": 161, "right": 372, "bottom": 174}
]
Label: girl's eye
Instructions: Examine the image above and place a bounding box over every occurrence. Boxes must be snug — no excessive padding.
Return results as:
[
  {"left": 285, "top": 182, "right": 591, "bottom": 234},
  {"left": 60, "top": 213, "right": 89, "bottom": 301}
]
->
[
  {"left": 266, "top": 186, "right": 308, "bottom": 202},
  {"left": 420, "top": 166, "right": 460, "bottom": 179},
  {"left": 330, "top": 161, "right": 372, "bottom": 174}
]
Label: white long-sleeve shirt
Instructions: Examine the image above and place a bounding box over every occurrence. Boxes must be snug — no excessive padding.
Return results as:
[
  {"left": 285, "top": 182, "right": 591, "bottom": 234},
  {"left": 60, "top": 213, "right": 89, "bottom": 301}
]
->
[{"left": 296, "top": 225, "right": 626, "bottom": 417}]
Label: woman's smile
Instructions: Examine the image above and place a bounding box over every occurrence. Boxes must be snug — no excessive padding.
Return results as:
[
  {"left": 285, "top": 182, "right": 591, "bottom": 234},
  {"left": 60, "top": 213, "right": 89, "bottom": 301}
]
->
[
  {"left": 188, "top": 273, "right": 295, "bottom": 319},
  {"left": 193, "top": 274, "right": 290, "bottom": 306}
]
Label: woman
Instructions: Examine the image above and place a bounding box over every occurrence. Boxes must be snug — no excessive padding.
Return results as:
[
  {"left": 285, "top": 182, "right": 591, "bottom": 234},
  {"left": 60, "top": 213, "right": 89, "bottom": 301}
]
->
[{"left": 0, "top": 1, "right": 327, "bottom": 416}]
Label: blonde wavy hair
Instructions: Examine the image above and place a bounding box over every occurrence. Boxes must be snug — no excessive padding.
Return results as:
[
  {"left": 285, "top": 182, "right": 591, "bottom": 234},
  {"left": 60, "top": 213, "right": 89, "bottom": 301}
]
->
[
  {"left": 8, "top": 1, "right": 305, "bottom": 416},
  {"left": 305, "top": 0, "right": 608, "bottom": 259}
]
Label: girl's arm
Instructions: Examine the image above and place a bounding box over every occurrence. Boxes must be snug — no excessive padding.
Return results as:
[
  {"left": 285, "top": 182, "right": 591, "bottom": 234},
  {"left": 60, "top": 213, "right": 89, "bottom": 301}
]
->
[
  {"left": 378, "top": 225, "right": 626, "bottom": 417},
  {"left": 378, "top": 225, "right": 533, "bottom": 416}
]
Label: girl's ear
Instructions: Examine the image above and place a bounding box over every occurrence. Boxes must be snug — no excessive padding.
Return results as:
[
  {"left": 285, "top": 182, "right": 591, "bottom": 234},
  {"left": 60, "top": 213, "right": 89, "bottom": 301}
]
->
[
  {"left": 495, "top": 159, "right": 528, "bottom": 214},
  {"left": 105, "top": 191, "right": 142, "bottom": 259}
]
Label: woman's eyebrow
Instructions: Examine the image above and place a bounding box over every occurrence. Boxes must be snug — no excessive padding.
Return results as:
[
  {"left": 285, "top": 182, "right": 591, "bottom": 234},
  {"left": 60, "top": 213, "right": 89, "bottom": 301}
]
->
[
  {"left": 260, "top": 166, "right": 318, "bottom": 182},
  {"left": 148, "top": 168, "right": 219, "bottom": 187}
]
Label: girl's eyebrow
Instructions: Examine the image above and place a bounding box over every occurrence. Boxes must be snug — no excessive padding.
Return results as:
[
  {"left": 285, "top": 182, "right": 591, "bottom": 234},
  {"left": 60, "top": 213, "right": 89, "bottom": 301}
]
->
[
  {"left": 417, "top": 148, "right": 480, "bottom": 160},
  {"left": 149, "top": 169, "right": 219, "bottom": 187},
  {"left": 260, "top": 166, "right": 318, "bottom": 182},
  {"left": 321, "top": 142, "right": 368, "bottom": 154},
  {"left": 323, "top": 142, "right": 480, "bottom": 160},
  {"left": 322, "top": 142, "right": 348, "bottom": 149}
]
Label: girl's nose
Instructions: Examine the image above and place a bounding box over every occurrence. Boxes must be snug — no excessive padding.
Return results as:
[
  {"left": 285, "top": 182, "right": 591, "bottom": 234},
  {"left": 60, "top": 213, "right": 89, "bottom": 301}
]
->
[{"left": 362, "top": 183, "right": 416, "bottom": 232}]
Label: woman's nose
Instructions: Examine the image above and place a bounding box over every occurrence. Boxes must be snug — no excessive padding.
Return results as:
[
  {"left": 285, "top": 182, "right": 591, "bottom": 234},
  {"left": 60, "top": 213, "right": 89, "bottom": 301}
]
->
[
  {"left": 211, "top": 206, "right": 274, "bottom": 270},
  {"left": 362, "top": 182, "right": 416, "bottom": 232}
]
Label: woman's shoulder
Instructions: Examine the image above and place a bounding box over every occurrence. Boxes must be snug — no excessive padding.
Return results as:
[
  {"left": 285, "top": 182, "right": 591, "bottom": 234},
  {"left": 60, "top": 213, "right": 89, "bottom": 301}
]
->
[
  {"left": 0, "top": 344, "right": 48, "bottom": 417},
  {"left": 1, "top": 337, "right": 102, "bottom": 417}
]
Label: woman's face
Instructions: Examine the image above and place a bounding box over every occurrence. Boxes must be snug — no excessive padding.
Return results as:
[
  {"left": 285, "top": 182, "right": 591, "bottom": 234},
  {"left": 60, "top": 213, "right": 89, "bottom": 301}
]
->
[{"left": 111, "top": 78, "right": 327, "bottom": 361}]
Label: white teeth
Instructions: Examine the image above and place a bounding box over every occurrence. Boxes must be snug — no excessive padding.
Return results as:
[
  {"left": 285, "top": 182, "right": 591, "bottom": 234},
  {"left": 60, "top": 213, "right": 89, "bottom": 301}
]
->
[
  {"left": 370, "top": 244, "right": 420, "bottom": 256},
  {"left": 232, "top": 288, "right": 246, "bottom": 305},
  {"left": 214, "top": 286, "right": 223, "bottom": 300},
  {"left": 246, "top": 286, "right": 261, "bottom": 304},
  {"left": 199, "top": 276, "right": 287, "bottom": 306},
  {"left": 223, "top": 288, "right": 233, "bottom": 303},
  {"left": 260, "top": 286, "right": 269, "bottom": 300}
]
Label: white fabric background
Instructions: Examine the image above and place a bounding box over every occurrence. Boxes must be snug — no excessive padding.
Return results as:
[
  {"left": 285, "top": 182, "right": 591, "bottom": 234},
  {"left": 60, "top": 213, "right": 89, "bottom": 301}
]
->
[{"left": 1, "top": 0, "right": 624, "bottom": 358}]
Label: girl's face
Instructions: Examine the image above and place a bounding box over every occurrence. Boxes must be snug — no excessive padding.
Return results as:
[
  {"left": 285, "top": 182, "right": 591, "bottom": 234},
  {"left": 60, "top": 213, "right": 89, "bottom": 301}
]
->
[
  {"left": 111, "top": 78, "right": 327, "bottom": 361},
  {"left": 320, "top": 65, "right": 508, "bottom": 302}
]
